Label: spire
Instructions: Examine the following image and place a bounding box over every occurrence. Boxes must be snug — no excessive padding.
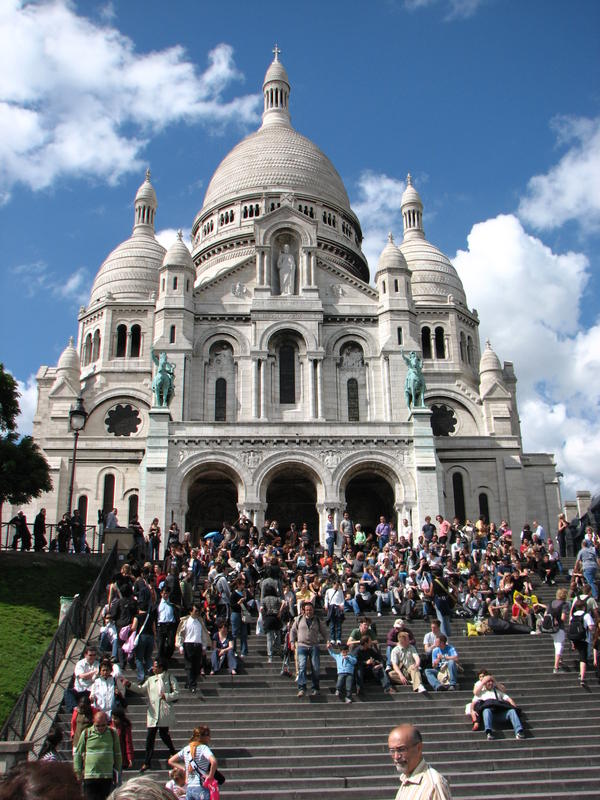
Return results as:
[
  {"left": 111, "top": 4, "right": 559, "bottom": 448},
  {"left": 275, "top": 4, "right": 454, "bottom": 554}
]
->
[
  {"left": 261, "top": 46, "right": 291, "bottom": 128},
  {"left": 133, "top": 168, "right": 158, "bottom": 235},
  {"left": 401, "top": 172, "right": 424, "bottom": 240}
]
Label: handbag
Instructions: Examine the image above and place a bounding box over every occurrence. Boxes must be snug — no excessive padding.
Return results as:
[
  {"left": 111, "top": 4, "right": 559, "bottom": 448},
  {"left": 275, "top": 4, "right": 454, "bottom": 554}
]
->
[
  {"left": 118, "top": 624, "right": 131, "bottom": 642},
  {"left": 240, "top": 603, "right": 253, "bottom": 624},
  {"left": 121, "top": 630, "right": 137, "bottom": 656}
]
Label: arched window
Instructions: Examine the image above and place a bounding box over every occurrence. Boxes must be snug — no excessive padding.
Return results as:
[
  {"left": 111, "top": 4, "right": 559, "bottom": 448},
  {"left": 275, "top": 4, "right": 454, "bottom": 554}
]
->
[
  {"left": 169, "top": 325, "right": 176, "bottom": 344},
  {"left": 452, "top": 473, "right": 466, "bottom": 524},
  {"left": 92, "top": 330, "right": 101, "bottom": 362},
  {"left": 215, "top": 378, "right": 227, "bottom": 421},
  {"left": 347, "top": 378, "right": 359, "bottom": 422},
  {"left": 467, "top": 336, "right": 474, "bottom": 366},
  {"left": 434, "top": 326, "right": 446, "bottom": 359},
  {"left": 421, "top": 327, "right": 432, "bottom": 359},
  {"left": 130, "top": 324, "right": 141, "bottom": 357},
  {"left": 173, "top": 277, "right": 178, "bottom": 290},
  {"left": 397, "top": 327, "right": 403, "bottom": 345},
  {"left": 77, "top": 495, "right": 88, "bottom": 526},
  {"left": 115, "top": 325, "right": 127, "bottom": 358},
  {"left": 459, "top": 332, "right": 466, "bottom": 362},
  {"left": 83, "top": 334, "right": 92, "bottom": 366},
  {"left": 102, "top": 474, "right": 115, "bottom": 517},
  {"left": 382, "top": 280, "right": 386, "bottom": 294},
  {"left": 128, "top": 494, "right": 139, "bottom": 524},
  {"left": 279, "top": 344, "right": 296, "bottom": 404},
  {"left": 479, "top": 492, "right": 490, "bottom": 523}
]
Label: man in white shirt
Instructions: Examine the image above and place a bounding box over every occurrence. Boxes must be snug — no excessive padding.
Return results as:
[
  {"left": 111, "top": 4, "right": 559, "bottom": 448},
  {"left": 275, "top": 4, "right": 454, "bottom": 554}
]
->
[
  {"left": 474, "top": 674, "right": 525, "bottom": 740},
  {"left": 66, "top": 646, "right": 99, "bottom": 710},
  {"left": 388, "top": 724, "right": 452, "bottom": 799}
]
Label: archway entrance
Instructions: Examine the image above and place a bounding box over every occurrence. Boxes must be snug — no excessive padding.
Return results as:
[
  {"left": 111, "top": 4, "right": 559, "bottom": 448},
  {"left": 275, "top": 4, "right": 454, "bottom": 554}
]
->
[
  {"left": 186, "top": 468, "right": 239, "bottom": 542},
  {"left": 344, "top": 472, "right": 395, "bottom": 534},
  {"left": 265, "top": 467, "right": 318, "bottom": 538}
]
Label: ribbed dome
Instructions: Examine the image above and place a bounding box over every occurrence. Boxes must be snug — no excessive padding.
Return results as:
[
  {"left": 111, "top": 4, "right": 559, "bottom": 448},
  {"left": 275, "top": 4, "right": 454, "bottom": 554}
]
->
[
  {"left": 135, "top": 169, "right": 157, "bottom": 204},
  {"left": 480, "top": 339, "right": 502, "bottom": 374},
  {"left": 376, "top": 233, "right": 408, "bottom": 273},
  {"left": 201, "top": 124, "right": 352, "bottom": 213},
  {"left": 57, "top": 337, "right": 80, "bottom": 375},
  {"left": 90, "top": 234, "right": 165, "bottom": 304},
  {"left": 400, "top": 237, "right": 467, "bottom": 306},
  {"left": 264, "top": 59, "right": 289, "bottom": 85},
  {"left": 163, "top": 232, "right": 194, "bottom": 269},
  {"left": 401, "top": 175, "right": 422, "bottom": 207}
]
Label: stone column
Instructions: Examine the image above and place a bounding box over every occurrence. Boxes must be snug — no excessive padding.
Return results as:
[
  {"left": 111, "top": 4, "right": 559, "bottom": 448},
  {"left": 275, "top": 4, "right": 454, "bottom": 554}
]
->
[
  {"left": 382, "top": 356, "right": 391, "bottom": 421},
  {"left": 316, "top": 502, "right": 328, "bottom": 547},
  {"left": 252, "top": 358, "right": 260, "bottom": 419},
  {"left": 316, "top": 359, "right": 324, "bottom": 419},
  {"left": 308, "top": 359, "right": 316, "bottom": 419}
]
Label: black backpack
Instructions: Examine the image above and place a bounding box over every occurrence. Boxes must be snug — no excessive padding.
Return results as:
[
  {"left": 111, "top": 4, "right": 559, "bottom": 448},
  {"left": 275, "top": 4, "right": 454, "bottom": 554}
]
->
[
  {"left": 568, "top": 613, "right": 586, "bottom": 642},
  {"left": 540, "top": 612, "right": 559, "bottom": 634}
]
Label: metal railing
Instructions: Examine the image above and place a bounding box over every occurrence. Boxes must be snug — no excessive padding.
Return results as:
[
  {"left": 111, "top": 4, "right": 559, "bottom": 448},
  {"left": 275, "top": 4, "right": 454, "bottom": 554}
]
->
[
  {"left": 0, "top": 543, "right": 118, "bottom": 742},
  {"left": 0, "top": 522, "right": 101, "bottom": 553}
]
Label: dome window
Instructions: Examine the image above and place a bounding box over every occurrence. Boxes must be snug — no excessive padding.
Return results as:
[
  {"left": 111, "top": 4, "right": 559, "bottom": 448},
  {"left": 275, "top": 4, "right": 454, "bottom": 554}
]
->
[
  {"left": 434, "top": 326, "right": 446, "bottom": 359},
  {"left": 467, "top": 336, "right": 474, "bottom": 366},
  {"left": 421, "top": 327, "right": 432, "bottom": 359},
  {"left": 347, "top": 378, "right": 359, "bottom": 422},
  {"left": 130, "top": 325, "right": 141, "bottom": 358}
]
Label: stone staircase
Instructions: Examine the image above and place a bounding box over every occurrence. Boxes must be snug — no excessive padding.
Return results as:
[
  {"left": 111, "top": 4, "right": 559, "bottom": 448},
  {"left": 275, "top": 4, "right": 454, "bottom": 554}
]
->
[{"left": 57, "top": 569, "right": 600, "bottom": 799}]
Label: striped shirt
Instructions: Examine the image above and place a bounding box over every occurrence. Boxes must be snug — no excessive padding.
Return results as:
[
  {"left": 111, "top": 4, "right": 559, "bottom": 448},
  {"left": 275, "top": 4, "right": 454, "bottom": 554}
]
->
[{"left": 395, "top": 759, "right": 452, "bottom": 800}]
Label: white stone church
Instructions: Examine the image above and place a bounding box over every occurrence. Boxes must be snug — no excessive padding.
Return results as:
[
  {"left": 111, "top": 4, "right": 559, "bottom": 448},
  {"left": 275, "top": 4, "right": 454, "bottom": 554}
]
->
[{"left": 25, "top": 52, "right": 561, "bottom": 548}]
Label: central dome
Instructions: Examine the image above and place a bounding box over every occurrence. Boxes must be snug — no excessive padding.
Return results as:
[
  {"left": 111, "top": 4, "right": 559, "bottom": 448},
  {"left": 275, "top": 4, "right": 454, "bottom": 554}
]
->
[{"left": 201, "top": 124, "right": 352, "bottom": 213}]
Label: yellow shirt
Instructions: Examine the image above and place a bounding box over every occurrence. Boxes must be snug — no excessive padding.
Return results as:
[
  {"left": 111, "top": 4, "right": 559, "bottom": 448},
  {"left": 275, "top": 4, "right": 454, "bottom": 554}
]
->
[{"left": 395, "top": 759, "right": 453, "bottom": 800}]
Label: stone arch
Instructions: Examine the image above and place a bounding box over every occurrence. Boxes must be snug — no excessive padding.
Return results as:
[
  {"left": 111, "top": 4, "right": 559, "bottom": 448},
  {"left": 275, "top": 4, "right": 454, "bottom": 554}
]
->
[
  {"left": 325, "top": 327, "right": 377, "bottom": 359},
  {"left": 259, "top": 216, "right": 316, "bottom": 249},
  {"left": 256, "top": 456, "right": 326, "bottom": 537},
  {"left": 258, "top": 320, "right": 316, "bottom": 352},
  {"left": 194, "top": 327, "right": 249, "bottom": 358},
  {"left": 178, "top": 459, "right": 247, "bottom": 541},
  {"left": 334, "top": 457, "right": 408, "bottom": 534},
  {"left": 425, "top": 390, "right": 483, "bottom": 436},
  {"left": 334, "top": 454, "right": 416, "bottom": 507},
  {"left": 446, "top": 465, "right": 472, "bottom": 524}
]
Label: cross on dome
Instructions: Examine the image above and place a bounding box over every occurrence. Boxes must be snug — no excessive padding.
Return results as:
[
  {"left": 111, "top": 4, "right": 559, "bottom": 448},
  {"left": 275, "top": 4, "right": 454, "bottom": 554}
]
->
[
  {"left": 272, "top": 43, "right": 281, "bottom": 61},
  {"left": 406, "top": 173, "right": 412, "bottom": 186},
  {"left": 177, "top": 228, "right": 183, "bottom": 241},
  {"left": 388, "top": 232, "right": 394, "bottom": 243},
  {"left": 145, "top": 168, "right": 151, "bottom": 181}
]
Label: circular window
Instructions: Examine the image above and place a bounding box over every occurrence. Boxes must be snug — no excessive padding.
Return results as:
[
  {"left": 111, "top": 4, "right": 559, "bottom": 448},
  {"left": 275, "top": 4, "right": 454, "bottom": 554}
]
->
[
  {"left": 430, "top": 404, "right": 457, "bottom": 437},
  {"left": 105, "top": 404, "right": 142, "bottom": 437}
]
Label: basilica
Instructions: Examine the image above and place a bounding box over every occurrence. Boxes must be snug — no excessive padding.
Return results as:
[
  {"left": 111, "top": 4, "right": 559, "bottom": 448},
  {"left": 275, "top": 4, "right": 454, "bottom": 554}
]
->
[{"left": 26, "top": 52, "right": 561, "bottom": 548}]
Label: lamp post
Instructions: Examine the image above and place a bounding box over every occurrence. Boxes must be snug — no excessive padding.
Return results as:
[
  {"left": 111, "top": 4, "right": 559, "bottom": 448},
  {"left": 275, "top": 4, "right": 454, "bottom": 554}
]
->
[{"left": 66, "top": 396, "right": 88, "bottom": 516}]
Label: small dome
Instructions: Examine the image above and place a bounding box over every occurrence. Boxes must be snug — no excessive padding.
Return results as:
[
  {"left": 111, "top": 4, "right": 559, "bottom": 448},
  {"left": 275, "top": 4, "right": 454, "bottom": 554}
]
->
[
  {"left": 479, "top": 339, "right": 502, "bottom": 374},
  {"left": 135, "top": 169, "right": 157, "bottom": 205},
  {"left": 400, "top": 238, "right": 467, "bottom": 306},
  {"left": 90, "top": 235, "right": 165, "bottom": 304},
  {"left": 163, "top": 230, "right": 194, "bottom": 270},
  {"left": 401, "top": 173, "right": 422, "bottom": 208},
  {"left": 57, "top": 337, "right": 80, "bottom": 374},
  {"left": 377, "top": 233, "right": 408, "bottom": 273},
  {"left": 264, "top": 59, "right": 289, "bottom": 86}
]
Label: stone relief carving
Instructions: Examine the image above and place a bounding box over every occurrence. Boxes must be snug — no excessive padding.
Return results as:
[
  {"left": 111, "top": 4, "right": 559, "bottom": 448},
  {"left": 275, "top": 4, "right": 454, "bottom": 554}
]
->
[
  {"left": 231, "top": 282, "right": 248, "bottom": 298},
  {"left": 340, "top": 345, "right": 364, "bottom": 370},
  {"left": 210, "top": 344, "right": 234, "bottom": 369},
  {"left": 329, "top": 283, "right": 345, "bottom": 297}
]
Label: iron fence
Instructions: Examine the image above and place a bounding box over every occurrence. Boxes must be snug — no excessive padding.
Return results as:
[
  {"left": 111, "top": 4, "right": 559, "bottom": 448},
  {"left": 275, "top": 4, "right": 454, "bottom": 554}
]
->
[
  {"left": 0, "top": 522, "right": 101, "bottom": 553},
  {"left": 0, "top": 543, "right": 118, "bottom": 742}
]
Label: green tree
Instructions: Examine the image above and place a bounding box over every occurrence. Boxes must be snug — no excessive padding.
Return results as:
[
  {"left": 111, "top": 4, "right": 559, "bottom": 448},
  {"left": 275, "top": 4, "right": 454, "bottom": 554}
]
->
[{"left": 0, "top": 364, "right": 52, "bottom": 506}]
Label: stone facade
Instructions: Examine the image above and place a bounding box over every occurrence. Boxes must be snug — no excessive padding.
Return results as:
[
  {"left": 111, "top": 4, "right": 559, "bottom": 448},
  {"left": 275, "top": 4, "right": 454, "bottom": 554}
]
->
[{"left": 16, "top": 52, "right": 561, "bottom": 549}]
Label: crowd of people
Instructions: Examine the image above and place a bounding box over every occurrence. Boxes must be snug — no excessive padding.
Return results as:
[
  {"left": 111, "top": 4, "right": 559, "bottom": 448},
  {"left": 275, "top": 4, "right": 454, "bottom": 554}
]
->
[{"left": 3, "top": 506, "right": 600, "bottom": 799}]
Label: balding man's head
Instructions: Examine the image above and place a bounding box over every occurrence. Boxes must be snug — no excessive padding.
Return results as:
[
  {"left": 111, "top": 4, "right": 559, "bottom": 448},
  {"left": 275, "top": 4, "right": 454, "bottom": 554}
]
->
[{"left": 388, "top": 724, "right": 423, "bottom": 776}]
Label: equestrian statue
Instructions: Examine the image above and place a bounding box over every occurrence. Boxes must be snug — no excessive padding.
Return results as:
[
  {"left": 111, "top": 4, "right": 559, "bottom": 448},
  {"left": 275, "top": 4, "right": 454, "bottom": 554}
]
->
[
  {"left": 401, "top": 350, "right": 426, "bottom": 409},
  {"left": 151, "top": 348, "right": 175, "bottom": 408}
]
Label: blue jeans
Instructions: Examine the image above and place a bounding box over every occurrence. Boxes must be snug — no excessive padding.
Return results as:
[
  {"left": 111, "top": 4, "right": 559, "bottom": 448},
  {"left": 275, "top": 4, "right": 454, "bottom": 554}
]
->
[
  {"left": 231, "top": 611, "right": 248, "bottom": 655},
  {"left": 135, "top": 633, "right": 155, "bottom": 683},
  {"left": 425, "top": 660, "right": 458, "bottom": 689},
  {"left": 326, "top": 537, "right": 335, "bottom": 557},
  {"left": 583, "top": 567, "right": 598, "bottom": 599},
  {"left": 483, "top": 707, "right": 523, "bottom": 735},
  {"left": 434, "top": 600, "right": 452, "bottom": 639},
  {"left": 376, "top": 592, "right": 393, "bottom": 614},
  {"left": 186, "top": 784, "right": 209, "bottom": 800},
  {"left": 297, "top": 645, "right": 320, "bottom": 690},
  {"left": 336, "top": 672, "right": 353, "bottom": 698}
]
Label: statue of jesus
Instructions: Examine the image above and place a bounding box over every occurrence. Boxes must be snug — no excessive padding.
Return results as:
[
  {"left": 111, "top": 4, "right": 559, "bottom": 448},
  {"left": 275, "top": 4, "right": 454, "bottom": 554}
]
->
[{"left": 277, "top": 244, "right": 296, "bottom": 295}]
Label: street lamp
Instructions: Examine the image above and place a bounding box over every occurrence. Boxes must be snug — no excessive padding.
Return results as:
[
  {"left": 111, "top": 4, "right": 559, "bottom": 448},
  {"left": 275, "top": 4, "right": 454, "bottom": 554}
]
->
[{"left": 66, "top": 396, "right": 88, "bottom": 516}]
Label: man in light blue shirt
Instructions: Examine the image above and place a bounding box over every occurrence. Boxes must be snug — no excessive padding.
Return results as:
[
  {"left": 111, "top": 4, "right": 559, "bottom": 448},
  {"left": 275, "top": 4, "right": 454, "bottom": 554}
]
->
[{"left": 424, "top": 634, "right": 459, "bottom": 691}]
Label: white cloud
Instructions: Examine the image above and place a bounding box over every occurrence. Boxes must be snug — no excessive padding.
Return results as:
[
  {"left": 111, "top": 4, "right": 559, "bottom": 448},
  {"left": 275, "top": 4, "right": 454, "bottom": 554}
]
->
[
  {"left": 518, "top": 115, "right": 600, "bottom": 233},
  {"left": 156, "top": 227, "right": 192, "bottom": 252},
  {"left": 352, "top": 171, "right": 406, "bottom": 275},
  {"left": 403, "top": 0, "right": 486, "bottom": 19},
  {"left": 12, "top": 260, "right": 92, "bottom": 304},
  {"left": 453, "top": 213, "right": 600, "bottom": 494},
  {"left": 0, "top": 1, "right": 260, "bottom": 199},
  {"left": 14, "top": 373, "right": 38, "bottom": 436}
]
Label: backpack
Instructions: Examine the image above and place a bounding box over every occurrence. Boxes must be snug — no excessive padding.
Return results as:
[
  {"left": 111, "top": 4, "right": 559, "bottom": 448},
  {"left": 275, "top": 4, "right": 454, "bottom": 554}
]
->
[
  {"left": 568, "top": 613, "right": 587, "bottom": 642},
  {"left": 540, "top": 612, "right": 559, "bottom": 634}
]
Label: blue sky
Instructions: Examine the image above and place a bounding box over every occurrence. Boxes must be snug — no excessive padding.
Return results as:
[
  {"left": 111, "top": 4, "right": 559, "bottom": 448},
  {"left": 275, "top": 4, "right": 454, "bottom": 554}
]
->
[{"left": 0, "top": 0, "right": 599, "bottom": 496}]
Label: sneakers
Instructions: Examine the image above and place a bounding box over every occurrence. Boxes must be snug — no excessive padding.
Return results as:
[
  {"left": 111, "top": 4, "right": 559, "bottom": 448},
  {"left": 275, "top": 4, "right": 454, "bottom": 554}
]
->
[
  {"left": 553, "top": 668, "right": 560, "bottom": 674},
  {"left": 297, "top": 689, "right": 306, "bottom": 697},
  {"left": 267, "top": 657, "right": 273, "bottom": 663},
  {"left": 417, "top": 685, "right": 427, "bottom": 693},
  {"left": 516, "top": 731, "right": 525, "bottom": 740},
  {"left": 336, "top": 640, "right": 342, "bottom": 646},
  {"left": 486, "top": 731, "right": 494, "bottom": 740},
  {"left": 447, "top": 685, "right": 457, "bottom": 691},
  {"left": 377, "top": 612, "right": 382, "bottom": 617},
  {"left": 334, "top": 689, "right": 340, "bottom": 696},
  {"left": 344, "top": 696, "right": 352, "bottom": 703},
  {"left": 310, "top": 688, "right": 319, "bottom": 696},
  {"left": 391, "top": 607, "right": 397, "bottom": 614}
]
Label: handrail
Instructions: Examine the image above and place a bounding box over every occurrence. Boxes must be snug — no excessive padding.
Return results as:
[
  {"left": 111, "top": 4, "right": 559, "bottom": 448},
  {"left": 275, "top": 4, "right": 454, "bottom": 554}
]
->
[
  {"left": 1, "top": 522, "right": 101, "bottom": 553},
  {"left": 0, "top": 543, "right": 119, "bottom": 741}
]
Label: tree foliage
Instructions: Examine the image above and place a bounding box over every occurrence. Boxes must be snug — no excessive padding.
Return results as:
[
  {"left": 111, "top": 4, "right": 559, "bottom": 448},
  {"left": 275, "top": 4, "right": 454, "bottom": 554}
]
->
[{"left": 0, "top": 364, "right": 52, "bottom": 506}]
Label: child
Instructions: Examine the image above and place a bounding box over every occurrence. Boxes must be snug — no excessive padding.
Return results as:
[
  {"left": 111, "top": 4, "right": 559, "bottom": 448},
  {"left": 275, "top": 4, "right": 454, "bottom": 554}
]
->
[
  {"left": 328, "top": 644, "right": 357, "bottom": 703},
  {"left": 166, "top": 767, "right": 187, "bottom": 799},
  {"left": 98, "top": 614, "right": 118, "bottom": 660},
  {"left": 280, "top": 619, "right": 294, "bottom": 677}
]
